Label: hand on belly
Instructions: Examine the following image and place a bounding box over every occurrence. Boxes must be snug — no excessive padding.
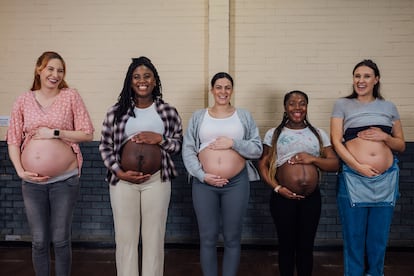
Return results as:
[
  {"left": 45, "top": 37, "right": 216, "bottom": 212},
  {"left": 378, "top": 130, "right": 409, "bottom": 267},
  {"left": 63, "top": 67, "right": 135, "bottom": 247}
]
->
[
  {"left": 21, "top": 139, "right": 77, "bottom": 178},
  {"left": 346, "top": 138, "right": 394, "bottom": 174},
  {"left": 199, "top": 148, "right": 245, "bottom": 181},
  {"left": 203, "top": 173, "right": 229, "bottom": 187},
  {"left": 277, "top": 163, "right": 319, "bottom": 196},
  {"left": 121, "top": 140, "right": 161, "bottom": 175}
]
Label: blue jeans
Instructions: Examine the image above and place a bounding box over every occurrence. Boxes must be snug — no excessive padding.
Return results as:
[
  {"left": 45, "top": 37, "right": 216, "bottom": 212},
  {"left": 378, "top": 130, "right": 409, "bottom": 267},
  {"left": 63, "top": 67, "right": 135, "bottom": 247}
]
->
[
  {"left": 22, "top": 175, "right": 80, "bottom": 276},
  {"left": 192, "top": 167, "right": 249, "bottom": 276},
  {"left": 337, "top": 173, "right": 394, "bottom": 276}
]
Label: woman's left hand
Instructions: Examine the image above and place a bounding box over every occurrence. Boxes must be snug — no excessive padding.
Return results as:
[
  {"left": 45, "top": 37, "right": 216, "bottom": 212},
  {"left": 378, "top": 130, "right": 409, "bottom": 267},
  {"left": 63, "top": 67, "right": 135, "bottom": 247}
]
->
[{"left": 288, "top": 152, "right": 314, "bottom": 165}]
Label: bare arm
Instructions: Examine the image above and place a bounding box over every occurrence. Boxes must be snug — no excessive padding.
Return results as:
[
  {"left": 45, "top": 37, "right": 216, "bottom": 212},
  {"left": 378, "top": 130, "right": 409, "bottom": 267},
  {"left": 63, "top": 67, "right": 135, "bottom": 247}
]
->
[
  {"left": 8, "top": 145, "right": 24, "bottom": 177},
  {"left": 258, "top": 145, "right": 279, "bottom": 190},
  {"left": 258, "top": 145, "right": 305, "bottom": 199},
  {"left": 331, "top": 117, "right": 379, "bottom": 177},
  {"left": 7, "top": 144, "right": 50, "bottom": 182},
  {"left": 330, "top": 117, "right": 360, "bottom": 169},
  {"left": 292, "top": 146, "right": 339, "bottom": 172},
  {"left": 35, "top": 127, "right": 93, "bottom": 143}
]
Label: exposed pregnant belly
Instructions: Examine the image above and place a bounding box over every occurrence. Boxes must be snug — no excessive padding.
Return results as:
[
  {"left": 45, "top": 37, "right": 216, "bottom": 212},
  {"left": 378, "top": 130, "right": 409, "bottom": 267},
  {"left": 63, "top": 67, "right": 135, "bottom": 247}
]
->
[
  {"left": 120, "top": 140, "right": 162, "bottom": 175},
  {"left": 199, "top": 148, "right": 245, "bottom": 180},
  {"left": 346, "top": 138, "right": 394, "bottom": 173},
  {"left": 21, "top": 139, "right": 78, "bottom": 177},
  {"left": 277, "top": 162, "right": 319, "bottom": 196}
]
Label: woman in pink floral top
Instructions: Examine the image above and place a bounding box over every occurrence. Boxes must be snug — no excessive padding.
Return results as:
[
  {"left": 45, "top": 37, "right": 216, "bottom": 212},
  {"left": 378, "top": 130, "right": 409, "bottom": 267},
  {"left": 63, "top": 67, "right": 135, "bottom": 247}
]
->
[{"left": 7, "top": 51, "right": 94, "bottom": 276}]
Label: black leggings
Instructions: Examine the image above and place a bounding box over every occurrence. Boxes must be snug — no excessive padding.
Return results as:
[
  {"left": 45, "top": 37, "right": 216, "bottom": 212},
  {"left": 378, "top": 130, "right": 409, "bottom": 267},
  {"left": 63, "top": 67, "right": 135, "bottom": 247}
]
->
[{"left": 269, "top": 188, "right": 321, "bottom": 276}]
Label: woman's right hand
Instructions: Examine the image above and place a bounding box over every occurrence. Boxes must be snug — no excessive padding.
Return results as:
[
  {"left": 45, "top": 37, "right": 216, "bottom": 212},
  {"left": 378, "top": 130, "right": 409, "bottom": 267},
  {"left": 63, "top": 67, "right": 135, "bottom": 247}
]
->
[
  {"left": 355, "top": 163, "right": 380, "bottom": 177},
  {"left": 117, "top": 170, "right": 151, "bottom": 184},
  {"left": 204, "top": 173, "right": 229, "bottom": 187},
  {"left": 19, "top": 170, "right": 50, "bottom": 183}
]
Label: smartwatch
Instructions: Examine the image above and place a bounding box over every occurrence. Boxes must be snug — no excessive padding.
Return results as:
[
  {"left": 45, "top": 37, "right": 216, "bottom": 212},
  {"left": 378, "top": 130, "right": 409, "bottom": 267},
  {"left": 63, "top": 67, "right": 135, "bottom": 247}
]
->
[{"left": 53, "top": 129, "right": 60, "bottom": 138}]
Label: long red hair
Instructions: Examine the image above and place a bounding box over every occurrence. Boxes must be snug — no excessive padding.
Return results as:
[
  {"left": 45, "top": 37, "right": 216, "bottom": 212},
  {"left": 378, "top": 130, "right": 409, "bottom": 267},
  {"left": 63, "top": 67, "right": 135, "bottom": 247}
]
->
[{"left": 31, "top": 51, "right": 69, "bottom": 91}]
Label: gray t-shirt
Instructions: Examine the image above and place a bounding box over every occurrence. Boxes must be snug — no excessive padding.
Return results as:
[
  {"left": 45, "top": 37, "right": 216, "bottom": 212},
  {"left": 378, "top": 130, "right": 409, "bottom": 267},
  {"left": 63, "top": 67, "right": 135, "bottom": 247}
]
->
[{"left": 331, "top": 98, "right": 400, "bottom": 131}]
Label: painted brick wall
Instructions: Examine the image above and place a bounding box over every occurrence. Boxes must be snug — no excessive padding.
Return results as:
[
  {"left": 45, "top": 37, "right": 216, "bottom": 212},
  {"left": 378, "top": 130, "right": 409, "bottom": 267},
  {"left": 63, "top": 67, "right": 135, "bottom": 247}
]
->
[
  {"left": 1, "top": 0, "right": 414, "bottom": 141},
  {"left": 1, "top": 141, "right": 413, "bottom": 247}
]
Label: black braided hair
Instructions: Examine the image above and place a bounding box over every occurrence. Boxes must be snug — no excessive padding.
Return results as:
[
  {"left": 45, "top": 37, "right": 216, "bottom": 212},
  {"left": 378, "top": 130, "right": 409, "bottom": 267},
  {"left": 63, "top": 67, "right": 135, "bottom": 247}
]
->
[
  {"left": 267, "top": 90, "right": 325, "bottom": 181},
  {"left": 114, "top": 56, "right": 162, "bottom": 122}
]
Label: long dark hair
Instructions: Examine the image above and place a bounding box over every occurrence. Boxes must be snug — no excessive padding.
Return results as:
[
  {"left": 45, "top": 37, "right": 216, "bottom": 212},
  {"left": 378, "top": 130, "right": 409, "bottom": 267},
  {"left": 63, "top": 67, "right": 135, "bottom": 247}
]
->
[
  {"left": 211, "top": 72, "right": 234, "bottom": 87},
  {"left": 114, "top": 56, "right": 162, "bottom": 122},
  {"left": 267, "top": 90, "right": 325, "bottom": 181},
  {"left": 346, "top": 59, "right": 383, "bottom": 100}
]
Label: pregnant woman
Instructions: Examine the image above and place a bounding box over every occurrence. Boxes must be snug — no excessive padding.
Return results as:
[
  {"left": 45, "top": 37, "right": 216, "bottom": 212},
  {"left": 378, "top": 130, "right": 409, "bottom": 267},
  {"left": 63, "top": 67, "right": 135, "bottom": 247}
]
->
[
  {"left": 182, "top": 72, "right": 263, "bottom": 276},
  {"left": 258, "top": 90, "right": 338, "bottom": 276},
  {"left": 99, "top": 56, "right": 183, "bottom": 276},
  {"left": 331, "top": 59, "right": 405, "bottom": 276},
  {"left": 7, "top": 51, "right": 94, "bottom": 276}
]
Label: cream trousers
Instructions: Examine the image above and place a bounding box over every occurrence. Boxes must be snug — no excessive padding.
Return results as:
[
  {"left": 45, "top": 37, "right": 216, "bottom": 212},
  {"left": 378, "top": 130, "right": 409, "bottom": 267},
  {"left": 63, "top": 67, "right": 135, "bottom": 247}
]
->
[{"left": 110, "top": 171, "right": 171, "bottom": 276}]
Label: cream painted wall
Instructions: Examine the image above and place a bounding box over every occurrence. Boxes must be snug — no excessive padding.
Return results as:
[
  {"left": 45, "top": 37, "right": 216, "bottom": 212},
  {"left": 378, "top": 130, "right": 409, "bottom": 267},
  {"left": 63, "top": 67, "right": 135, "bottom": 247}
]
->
[
  {"left": 1, "top": 0, "right": 413, "bottom": 141},
  {"left": 230, "top": 0, "right": 414, "bottom": 139},
  {"left": 0, "top": 0, "right": 208, "bottom": 140}
]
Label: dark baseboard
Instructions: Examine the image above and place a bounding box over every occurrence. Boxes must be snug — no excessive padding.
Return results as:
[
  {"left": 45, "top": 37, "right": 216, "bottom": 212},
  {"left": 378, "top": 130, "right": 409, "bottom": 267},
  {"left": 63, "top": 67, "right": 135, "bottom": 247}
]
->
[{"left": 1, "top": 240, "right": 413, "bottom": 252}]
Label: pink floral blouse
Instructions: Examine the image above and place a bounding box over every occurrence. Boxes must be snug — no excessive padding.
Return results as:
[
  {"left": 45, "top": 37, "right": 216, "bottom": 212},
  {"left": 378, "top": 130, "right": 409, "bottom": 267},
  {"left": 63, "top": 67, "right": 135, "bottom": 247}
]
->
[{"left": 7, "top": 88, "right": 94, "bottom": 171}]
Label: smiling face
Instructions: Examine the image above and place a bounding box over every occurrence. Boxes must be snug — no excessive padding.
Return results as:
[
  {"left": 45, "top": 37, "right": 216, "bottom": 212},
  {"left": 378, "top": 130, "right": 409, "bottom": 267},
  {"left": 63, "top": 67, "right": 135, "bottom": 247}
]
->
[
  {"left": 353, "top": 65, "right": 379, "bottom": 99},
  {"left": 284, "top": 92, "right": 308, "bottom": 128},
  {"left": 37, "top": 58, "right": 65, "bottom": 90},
  {"left": 131, "top": 65, "right": 156, "bottom": 101},
  {"left": 211, "top": 77, "right": 233, "bottom": 106}
]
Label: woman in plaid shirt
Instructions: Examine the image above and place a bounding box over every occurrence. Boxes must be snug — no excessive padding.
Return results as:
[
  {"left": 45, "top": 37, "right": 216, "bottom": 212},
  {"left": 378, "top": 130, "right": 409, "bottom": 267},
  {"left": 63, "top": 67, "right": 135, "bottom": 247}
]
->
[{"left": 99, "top": 56, "right": 182, "bottom": 276}]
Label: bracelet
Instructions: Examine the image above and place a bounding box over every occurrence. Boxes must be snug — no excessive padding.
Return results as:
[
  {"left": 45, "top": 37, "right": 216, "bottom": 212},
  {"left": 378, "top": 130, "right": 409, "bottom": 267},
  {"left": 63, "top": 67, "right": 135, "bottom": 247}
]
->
[{"left": 274, "top": 185, "right": 282, "bottom": 193}]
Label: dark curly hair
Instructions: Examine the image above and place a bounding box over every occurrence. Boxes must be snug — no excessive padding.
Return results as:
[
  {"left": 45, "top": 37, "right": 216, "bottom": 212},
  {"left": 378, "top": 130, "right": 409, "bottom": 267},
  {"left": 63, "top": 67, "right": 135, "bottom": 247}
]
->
[{"left": 114, "top": 56, "right": 162, "bottom": 122}]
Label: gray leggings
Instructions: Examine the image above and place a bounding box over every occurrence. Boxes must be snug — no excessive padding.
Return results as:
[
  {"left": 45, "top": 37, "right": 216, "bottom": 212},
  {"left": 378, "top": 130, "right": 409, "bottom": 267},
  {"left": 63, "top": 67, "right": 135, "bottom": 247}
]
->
[{"left": 192, "top": 167, "right": 249, "bottom": 276}]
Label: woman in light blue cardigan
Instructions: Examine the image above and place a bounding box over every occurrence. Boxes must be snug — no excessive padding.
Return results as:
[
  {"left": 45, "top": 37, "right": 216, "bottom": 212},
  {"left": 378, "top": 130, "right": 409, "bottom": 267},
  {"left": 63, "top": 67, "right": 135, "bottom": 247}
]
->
[{"left": 182, "top": 72, "right": 262, "bottom": 276}]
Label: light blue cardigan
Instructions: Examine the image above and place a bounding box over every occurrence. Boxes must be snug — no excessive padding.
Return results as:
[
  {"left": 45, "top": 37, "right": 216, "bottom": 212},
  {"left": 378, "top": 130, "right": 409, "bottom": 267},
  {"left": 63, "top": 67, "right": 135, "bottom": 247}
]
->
[{"left": 182, "top": 108, "right": 263, "bottom": 183}]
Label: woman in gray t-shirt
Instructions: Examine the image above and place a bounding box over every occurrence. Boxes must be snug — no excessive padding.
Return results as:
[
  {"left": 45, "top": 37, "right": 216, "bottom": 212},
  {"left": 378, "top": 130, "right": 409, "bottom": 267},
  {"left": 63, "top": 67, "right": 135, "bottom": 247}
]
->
[{"left": 330, "top": 59, "right": 405, "bottom": 276}]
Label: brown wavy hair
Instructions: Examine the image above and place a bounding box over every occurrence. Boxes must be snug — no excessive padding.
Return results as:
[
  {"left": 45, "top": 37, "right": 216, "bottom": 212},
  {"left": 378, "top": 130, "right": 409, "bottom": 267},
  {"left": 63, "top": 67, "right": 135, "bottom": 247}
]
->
[{"left": 346, "top": 59, "right": 383, "bottom": 100}]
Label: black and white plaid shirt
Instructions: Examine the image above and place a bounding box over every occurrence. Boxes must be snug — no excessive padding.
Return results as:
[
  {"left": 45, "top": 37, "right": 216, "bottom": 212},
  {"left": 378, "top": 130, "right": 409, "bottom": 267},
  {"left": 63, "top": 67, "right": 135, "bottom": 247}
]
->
[{"left": 99, "top": 98, "right": 183, "bottom": 185}]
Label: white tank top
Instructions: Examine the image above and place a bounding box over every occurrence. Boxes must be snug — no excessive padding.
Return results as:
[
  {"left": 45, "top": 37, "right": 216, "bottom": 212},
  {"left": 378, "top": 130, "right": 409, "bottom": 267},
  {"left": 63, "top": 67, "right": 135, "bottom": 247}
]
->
[
  {"left": 199, "top": 109, "right": 244, "bottom": 152},
  {"left": 124, "top": 103, "right": 164, "bottom": 143}
]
